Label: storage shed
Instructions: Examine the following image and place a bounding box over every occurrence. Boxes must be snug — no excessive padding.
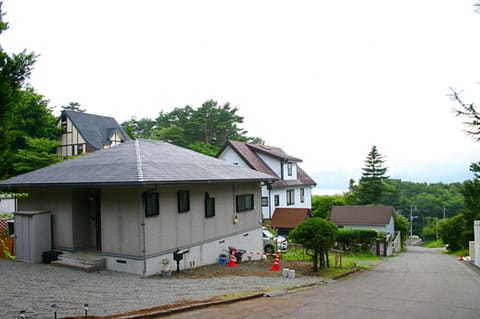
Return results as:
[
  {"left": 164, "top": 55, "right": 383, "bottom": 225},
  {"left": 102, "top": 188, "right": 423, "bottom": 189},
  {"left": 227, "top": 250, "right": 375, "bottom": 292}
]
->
[{"left": 14, "top": 211, "right": 52, "bottom": 263}]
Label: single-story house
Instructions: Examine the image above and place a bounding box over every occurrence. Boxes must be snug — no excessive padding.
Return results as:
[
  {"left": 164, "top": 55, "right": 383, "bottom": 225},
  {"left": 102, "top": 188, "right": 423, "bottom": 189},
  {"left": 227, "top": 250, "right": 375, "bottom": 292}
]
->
[
  {"left": 330, "top": 205, "right": 396, "bottom": 256},
  {"left": 330, "top": 205, "right": 395, "bottom": 234},
  {"left": 270, "top": 208, "right": 311, "bottom": 237},
  {"left": 0, "top": 139, "right": 276, "bottom": 276}
]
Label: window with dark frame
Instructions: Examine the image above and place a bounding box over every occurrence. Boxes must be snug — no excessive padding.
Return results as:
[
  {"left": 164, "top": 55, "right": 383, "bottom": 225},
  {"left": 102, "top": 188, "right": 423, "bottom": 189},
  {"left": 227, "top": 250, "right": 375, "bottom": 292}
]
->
[
  {"left": 261, "top": 196, "right": 268, "bottom": 207},
  {"left": 274, "top": 195, "right": 280, "bottom": 206},
  {"left": 300, "top": 188, "right": 305, "bottom": 203},
  {"left": 236, "top": 194, "right": 254, "bottom": 212},
  {"left": 287, "top": 162, "right": 293, "bottom": 176},
  {"left": 204, "top": 192, "right": 215, "bottom": 218},
  {"left": 144, "top": 191, "right": 159, "bottom": 217},
  {"left": 287, "top": 189, "right": 295, "bottom": 205},
  {"left": 177, "top": 190, "right": 190, "bottom": 213}
]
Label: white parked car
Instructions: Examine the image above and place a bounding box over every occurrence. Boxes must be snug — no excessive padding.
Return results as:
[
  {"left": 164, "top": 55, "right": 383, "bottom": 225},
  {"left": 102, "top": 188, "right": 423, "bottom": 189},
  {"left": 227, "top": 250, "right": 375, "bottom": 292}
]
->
[{"left": 262, "top": 227, "right": 288, "bottom": 253}]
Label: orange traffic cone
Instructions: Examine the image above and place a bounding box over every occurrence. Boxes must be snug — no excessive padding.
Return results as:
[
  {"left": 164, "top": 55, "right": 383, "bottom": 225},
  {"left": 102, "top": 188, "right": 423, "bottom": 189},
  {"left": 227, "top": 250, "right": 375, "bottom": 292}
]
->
[
  {"left": 228, "top": 248, "right": 237, "bottom": 267},
  {"left": 270, "top": 252, "right": 280, "bottom": 271}
]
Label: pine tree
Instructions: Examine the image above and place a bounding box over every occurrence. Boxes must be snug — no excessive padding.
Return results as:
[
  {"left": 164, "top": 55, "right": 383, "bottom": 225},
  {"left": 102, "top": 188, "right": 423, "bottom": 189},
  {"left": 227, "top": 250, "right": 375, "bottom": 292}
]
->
[{"left": 357, "top": 145, "right": 389, "bottom": 205}]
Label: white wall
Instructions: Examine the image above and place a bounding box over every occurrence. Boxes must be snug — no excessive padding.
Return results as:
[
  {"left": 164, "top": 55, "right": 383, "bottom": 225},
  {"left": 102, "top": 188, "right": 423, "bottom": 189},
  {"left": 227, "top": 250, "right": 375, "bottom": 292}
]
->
[
  {"left": 0, "top": 198, "right": 16, "bottom": 213},
  {"left": 261, "top": 185, "right": 313, "bottom": 219},
  {"left": 475, "top": 220, "right": 480, "bottom": 268}
]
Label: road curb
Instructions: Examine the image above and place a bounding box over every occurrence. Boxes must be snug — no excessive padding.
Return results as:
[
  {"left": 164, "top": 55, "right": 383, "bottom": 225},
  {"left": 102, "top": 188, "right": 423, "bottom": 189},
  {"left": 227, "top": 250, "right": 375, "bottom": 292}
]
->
[{"left": 87, "top": 281, "right": 328, "bottom": 319}]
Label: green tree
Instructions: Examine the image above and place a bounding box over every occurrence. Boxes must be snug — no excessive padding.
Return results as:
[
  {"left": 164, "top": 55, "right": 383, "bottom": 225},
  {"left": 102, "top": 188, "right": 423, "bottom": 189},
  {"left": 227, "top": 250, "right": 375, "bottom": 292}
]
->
[
  {"left": 61, "top": 101, "right": 85, "bottom": 112},
  {"left": 439, "top": 215, "right": 469, "bottom": 251},
  {"left": 357, "top": 145, "right": 389, "bottom": 205},
  {"left": 0, "top": 3, "right": 36, "bottom": 164},
  {"left": 289, "top": 217, "right": 337, "bottom": 271},
  {"left": 122, "top": 100, "right": 262, "bottom": 156},
  {"left": 13, "top": 137, "right": 62, "bottom": 174},
  {"left": 311, "top": 194, "right": 346, "bottom": 219},
  {"left": 394, "top": 214, "right": 409, "bottom": 248}
]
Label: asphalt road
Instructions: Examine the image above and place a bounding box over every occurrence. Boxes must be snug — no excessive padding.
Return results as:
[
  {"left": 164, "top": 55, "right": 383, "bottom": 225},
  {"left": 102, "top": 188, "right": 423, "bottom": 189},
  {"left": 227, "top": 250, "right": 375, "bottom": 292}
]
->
[{"left": 166, "top": 246, "right": 480, "bottom": 319}]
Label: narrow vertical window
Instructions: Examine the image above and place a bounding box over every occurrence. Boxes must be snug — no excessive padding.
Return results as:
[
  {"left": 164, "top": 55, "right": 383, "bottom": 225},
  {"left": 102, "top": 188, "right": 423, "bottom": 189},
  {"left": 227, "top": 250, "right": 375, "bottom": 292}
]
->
[
  {"left": 274, "top": 195, "right": 280, "bottom": 206},
  {"left": 144, "top": 191, "right": 159, "bottom": 217},
  {"left": 205, "top": 192, "right": 215, "bottom": 218},
  {"left": 300, "top": 188, "right": 305, "bottom": 203},
  {"left": 287, "top": 162, "right": 293, "bottom": 176},
  {"left": 177, "top": 190, "right": 190, "bottom": 213},
  {"left": 287, "top": 189, "right": 295, "bottom": 205}
]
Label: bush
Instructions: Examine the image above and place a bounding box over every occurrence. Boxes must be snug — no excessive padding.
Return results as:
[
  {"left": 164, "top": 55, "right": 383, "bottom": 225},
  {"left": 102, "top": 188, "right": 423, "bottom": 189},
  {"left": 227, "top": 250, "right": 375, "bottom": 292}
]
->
[{"left": 336, "top": 229, "right": 378, "bottom": 252}]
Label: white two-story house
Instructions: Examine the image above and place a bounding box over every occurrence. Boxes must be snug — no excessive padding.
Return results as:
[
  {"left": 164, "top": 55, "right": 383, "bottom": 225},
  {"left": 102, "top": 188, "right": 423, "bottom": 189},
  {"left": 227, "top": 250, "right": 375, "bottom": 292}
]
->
[{"left": 217, "top": 141, "right": 316, "bottom": 220}]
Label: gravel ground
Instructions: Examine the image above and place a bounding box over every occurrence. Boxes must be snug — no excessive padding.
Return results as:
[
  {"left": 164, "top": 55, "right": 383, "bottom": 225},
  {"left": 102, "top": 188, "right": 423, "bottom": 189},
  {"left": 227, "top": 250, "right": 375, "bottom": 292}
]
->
[{"left": 1, "top": 259, "right": 322, "bottom": 318}]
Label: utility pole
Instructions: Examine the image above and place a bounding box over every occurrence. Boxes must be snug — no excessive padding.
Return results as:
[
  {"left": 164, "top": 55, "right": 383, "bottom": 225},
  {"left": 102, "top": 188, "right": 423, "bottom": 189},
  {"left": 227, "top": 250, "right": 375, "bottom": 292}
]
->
[
  {"left": 409, "top": 205, "right": 418, "bottom": 241},
  {"left": 442, "top": 206, "right": 446, "bottom": 219}
]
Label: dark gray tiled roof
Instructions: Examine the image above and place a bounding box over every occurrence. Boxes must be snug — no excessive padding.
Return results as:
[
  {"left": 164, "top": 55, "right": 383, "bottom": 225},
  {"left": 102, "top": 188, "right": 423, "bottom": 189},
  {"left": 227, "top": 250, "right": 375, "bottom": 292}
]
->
[
  {"left": 61, "top": 111, "right": 130, "bottom": 150},
  {"left": 0, "top": 139, "right": 277, "bottom": 188}
]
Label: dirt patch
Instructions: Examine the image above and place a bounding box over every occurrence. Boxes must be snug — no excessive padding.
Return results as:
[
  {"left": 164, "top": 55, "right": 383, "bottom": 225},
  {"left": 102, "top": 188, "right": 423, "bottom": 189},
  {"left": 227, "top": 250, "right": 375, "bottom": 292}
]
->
[{"left": 168, "top": 259, "right": 325, "bottom": 279}]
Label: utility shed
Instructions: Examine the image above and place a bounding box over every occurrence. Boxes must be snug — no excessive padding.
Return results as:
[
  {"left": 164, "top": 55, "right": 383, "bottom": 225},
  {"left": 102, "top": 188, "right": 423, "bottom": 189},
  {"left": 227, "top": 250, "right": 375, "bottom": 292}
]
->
[{"left": 14, "top": 211, "right": 51, "bottom": 263}]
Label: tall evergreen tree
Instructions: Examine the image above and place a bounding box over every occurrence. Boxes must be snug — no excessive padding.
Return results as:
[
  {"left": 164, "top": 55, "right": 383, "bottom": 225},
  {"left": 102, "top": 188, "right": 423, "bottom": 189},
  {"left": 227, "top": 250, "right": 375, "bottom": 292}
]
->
[{"left": 357, "top": 145, "right": 389, "bottom": 205}]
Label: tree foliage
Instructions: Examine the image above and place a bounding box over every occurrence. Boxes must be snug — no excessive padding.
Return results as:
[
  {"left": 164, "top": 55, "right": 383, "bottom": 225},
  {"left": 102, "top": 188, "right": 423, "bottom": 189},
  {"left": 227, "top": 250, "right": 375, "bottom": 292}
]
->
[
  {"left": 394, "top": 214, "right": 409, "bottom": 247},
  {"left": 335, "top": 229, "right": 378, "bottom": 252},
  {"left": 0, "top": 5, "right": 60, "bottom": 179},
  {"left": 311, "top": 194, "right": 346, "bottom": 218},
  {"left": 13, "top": 137, "right": 62, "bottom": 174},
  {"left": 289, "top": 217, "right": 337, "bottom": 271},
  {"left": 0, "top": 3, "right": 37, "bottom": 164},
  {"left": 439, "top": 215, "right": 470, "bottom": 251},
  {"left": 357, "top": 145, "right": 389, "bottom": 205},
  {"left": 122, "top": 100, "right": 263, "bottom": 156}
]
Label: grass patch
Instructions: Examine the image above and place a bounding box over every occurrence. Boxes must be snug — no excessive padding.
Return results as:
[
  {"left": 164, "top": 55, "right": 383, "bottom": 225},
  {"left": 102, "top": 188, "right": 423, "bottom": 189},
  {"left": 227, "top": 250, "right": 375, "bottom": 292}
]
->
[{"left": 424, "top": 239, "right": 444, "bottom": 248}]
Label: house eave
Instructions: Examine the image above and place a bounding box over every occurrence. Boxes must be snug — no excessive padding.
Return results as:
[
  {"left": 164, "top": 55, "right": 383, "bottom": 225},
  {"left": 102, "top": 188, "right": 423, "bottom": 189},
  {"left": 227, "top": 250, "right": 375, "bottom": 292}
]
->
[{"left": 0, "top": 177, "right": 278, "bottom": 189}]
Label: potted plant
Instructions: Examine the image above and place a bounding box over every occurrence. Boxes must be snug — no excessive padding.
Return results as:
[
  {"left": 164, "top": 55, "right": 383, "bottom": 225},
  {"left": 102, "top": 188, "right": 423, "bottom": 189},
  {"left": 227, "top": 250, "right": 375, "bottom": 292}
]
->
[{"left": 160, "top": 258, "right": 171, "bottom": 276}]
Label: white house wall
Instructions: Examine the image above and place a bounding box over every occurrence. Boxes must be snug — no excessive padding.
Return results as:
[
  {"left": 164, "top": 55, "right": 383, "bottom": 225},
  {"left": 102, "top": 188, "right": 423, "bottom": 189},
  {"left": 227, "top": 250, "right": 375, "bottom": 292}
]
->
[
  {"left": 257, "top": 153, "right": 281, "bottom": 176},
  {"left": 57, "top": 117, "right": 87, "bottom": 157},
  {"left": 261, "top": 185, "right": 313, "bottom": 219},
  {"left": 217, "top": 148, "right": 248, "bottom": 167},
  {"left": 475, "top": 220, "right": 479, "bottom": 268}
]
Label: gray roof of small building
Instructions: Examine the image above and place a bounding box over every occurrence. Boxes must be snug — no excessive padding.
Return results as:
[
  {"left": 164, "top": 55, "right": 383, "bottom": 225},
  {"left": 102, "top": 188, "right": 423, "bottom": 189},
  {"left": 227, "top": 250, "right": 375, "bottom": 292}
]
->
[
  {"left": 0, "top": 139, "right": 278, "bottom": 188},
  {"left": 60, "top": 111, "right": 131, "bottom": 150},
  {"left": 329, "top": 205, "right": 395, "bottom": 226}
]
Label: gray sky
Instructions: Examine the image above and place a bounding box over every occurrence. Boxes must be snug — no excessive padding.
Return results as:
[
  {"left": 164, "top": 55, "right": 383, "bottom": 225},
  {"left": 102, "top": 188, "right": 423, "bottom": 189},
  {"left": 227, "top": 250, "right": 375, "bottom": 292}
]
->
[{"left": 2, "top": 0, "right": 480, "bottom": 192}]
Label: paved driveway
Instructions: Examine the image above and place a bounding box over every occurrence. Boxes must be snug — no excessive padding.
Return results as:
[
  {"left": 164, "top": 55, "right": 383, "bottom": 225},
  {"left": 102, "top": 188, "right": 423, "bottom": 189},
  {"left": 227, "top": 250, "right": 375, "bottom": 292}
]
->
[{"left": 168, "top": 247, "right": 480, "bottom": 319}]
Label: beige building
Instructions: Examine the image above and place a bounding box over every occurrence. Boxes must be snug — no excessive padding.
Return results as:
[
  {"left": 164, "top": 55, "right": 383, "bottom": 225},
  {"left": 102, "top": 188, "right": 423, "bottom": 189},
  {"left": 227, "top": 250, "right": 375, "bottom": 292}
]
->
[{"left": 0, "top": 139, "right": 276, "bottom": 276}]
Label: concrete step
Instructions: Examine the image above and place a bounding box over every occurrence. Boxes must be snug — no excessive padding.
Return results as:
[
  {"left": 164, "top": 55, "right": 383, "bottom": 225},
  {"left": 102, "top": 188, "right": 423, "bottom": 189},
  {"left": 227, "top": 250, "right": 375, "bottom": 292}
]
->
[{"left": 51, "top": 253, "right": 105, "bottom": 272}]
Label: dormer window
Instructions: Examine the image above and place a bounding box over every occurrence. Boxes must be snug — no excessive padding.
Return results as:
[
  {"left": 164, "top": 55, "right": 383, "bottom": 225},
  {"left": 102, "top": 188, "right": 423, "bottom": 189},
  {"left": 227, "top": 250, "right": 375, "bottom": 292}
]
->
[{"left": 287, "top": 162, "right": 293, "bottom": 176}]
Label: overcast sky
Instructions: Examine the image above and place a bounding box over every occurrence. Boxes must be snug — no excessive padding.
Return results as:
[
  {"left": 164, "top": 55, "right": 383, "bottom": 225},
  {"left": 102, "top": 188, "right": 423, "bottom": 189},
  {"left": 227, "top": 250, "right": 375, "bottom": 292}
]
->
[{"left": 2, "top": 0, "right": 480, "bottom": 192}]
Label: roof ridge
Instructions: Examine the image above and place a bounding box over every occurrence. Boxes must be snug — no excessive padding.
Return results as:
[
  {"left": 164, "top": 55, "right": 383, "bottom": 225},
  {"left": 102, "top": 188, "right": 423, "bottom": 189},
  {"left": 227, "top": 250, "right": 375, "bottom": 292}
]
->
[{"left": 135, "top": 140, "right": 144, "bottom": 182}]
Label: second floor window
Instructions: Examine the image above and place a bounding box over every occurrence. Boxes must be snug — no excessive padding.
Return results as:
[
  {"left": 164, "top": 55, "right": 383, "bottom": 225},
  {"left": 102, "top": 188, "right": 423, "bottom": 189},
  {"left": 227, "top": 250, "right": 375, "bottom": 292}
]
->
[
  {"left": 287, "top": 162, "right": 293, "bottom": 176},
  {"left": 274, "top": 195, "right": 280, "bottom": 206},
  {"left": 287, "top": 189, "right": 295, "bottom": 205},
  {"left": 300, "top": 188, "right": 305, "bottom": 203}
]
